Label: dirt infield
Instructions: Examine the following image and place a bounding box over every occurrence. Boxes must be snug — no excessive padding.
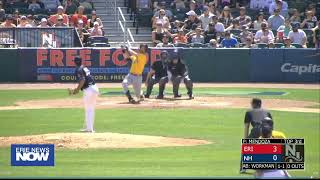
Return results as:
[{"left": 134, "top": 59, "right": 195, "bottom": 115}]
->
[
  {"left": 0, "top": 133, "right": 211, "bottom": 149},
  {"left": 0, "top": 83, "right": 319, "bottom": 90},
  {"left": 0, "top": 96, "right": 318, "bottom": 113}
]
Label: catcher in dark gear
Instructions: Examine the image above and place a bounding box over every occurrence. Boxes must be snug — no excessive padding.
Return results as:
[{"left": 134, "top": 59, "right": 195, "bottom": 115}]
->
[
  {"left": 144, "top": 50, "right": 169, "bottom": 99},
  {"left": 168, "top": 50, "right": 194, "bottom": 99}
]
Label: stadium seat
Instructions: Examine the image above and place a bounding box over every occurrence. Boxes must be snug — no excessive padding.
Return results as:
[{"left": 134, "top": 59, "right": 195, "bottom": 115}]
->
[
  {"left": 136, "top": 8, "right": 153, "bottom": 27},
  {"left": 257, "top": 43, "right": 268, "bottom": 48},
  {"left": 274, "top": 43, "right": 284, "bottom": 48},
  {"left": 190, "top": 43, "right": 207, "bottom": 48},
  {"left": 87, "top": 36, "right": 109, "bottom": 47},
  {"left": 174, "top": 43, "right": 189, "bottom": 47},
  {"left": 292, "top": 43, "right": 303, "bottom": 48}
]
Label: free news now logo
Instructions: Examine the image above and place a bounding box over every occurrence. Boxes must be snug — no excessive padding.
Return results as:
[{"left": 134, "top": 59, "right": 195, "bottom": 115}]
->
[{"left": 11, "top": 144, "right": 55, "bottom": 166}]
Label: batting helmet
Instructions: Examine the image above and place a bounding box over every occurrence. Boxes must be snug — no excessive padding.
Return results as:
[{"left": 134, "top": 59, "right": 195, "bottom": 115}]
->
[{"left": 74, "top": 56, "right": 82, "bottom": 66}]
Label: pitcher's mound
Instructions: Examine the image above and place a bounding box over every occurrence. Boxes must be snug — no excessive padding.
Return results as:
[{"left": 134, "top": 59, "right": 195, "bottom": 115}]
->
[{"left": 0, "top": 133, "right": 211, "bottom": 149}]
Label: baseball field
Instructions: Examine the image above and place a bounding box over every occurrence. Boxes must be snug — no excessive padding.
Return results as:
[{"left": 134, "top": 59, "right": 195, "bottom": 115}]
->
[{"left": 0, "top": 83, "right": 319, "bottom": 178}]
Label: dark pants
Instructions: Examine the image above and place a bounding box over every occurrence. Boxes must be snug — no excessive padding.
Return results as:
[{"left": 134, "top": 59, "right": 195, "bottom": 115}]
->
[
  {"left": 145, "top": 76, "right": 169, "bottom": 96},
  {"left": 171, "top": 75, "right": 193, "bottom": 96}
]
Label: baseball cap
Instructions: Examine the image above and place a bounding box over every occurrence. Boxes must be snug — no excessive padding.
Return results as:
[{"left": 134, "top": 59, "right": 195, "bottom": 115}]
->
[
  {"left": 240, "top": 7, "right": 246, "bottom": 11},
  {"left": 203, "top": 6, "right": 209, "bottom": 11},
  {"left": 93, "top": 21, "right": 99, "bottom": 26},
  {"left": 223, "top": 6, "right": 230, "bottom": 11},
  {"left": 58, "top": 5, "right": 64, "bottom": 9},
  {"left": 186, "top": 10, "right": 197, "bottom": 16},
  {"left": 41, "top": 18, "right": 47, "bottom": 23},
  {"left": 21, "top": 15, "right": 27, "bottom": 20},
  {"left": 6, "top": 14, "right": 13, "bottom": 20}
]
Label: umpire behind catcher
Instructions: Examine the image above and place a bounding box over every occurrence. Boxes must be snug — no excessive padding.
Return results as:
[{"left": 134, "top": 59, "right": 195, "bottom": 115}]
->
[
  {"left": 144, "top": 50, "right": 169, "bottom": 99},
  {"left": 168, "top": 50, "right": 194, "bottom": 99},
  {"left": 244, "top": 98, "right": 273, "bottom": 138}
]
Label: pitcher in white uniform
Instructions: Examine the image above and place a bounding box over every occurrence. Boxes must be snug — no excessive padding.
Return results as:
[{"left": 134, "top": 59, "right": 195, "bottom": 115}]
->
[{"left": 69, "top": 56, "right": 99, "bottom": 133}]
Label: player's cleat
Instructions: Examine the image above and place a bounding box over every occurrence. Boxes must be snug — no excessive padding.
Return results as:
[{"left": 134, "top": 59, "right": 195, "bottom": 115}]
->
[
  {"left": 80, "top": 129, "right": 95, "bottom": 133},
  {"left": 174, "top": 94, "right": 182, "bottom": 98},
  {"left": 188, "top": 92, "right": 194, "bottom": 99},
  {"left": 144, "top": 94, "right": 150, "bottom": 98},
  {"left": 129, "top": 98, "right": 139, "bottom": 104},
  {"left": 140, "top": 95, "right": 145, "bottom": 101},
  {"left": 156, "top": 94, "right": 164, "bottom": 99}
]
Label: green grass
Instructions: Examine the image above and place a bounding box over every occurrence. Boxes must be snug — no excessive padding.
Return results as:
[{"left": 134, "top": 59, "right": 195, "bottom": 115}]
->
[
  {"left": 0, "top": 108, "right": 319, "bottom": 177},
  {"left": 0, "top": 87, "right": 319, "bottom": 107}
]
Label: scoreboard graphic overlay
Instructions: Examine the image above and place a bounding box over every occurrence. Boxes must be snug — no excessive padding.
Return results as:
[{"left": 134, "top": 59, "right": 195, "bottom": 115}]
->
[{"left": 241, "top": 139, "right": 304, "bottom": 170}]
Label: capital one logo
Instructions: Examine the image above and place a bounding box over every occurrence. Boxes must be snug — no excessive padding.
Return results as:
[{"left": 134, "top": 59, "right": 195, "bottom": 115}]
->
[
  {"left": 11, "top": 144, "right": 55, "bottom": 166},
  {"left": 281, "top": 63, "right": 320, "bottom": 75}
]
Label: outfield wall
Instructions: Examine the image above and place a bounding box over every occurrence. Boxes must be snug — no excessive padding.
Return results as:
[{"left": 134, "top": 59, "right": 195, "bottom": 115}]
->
[{"left": 0, "top": 48, "right": 319, "bottom": 83}]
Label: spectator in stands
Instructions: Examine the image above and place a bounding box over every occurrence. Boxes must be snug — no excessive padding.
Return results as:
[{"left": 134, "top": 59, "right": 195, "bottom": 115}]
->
[
  {"left": 188, "top": 0, "right": 201, "bottom": 15},
  {"left": 221, "top": 0, "right": 231, "bottom": 8},
  {"left": 221, "top": 31, "right": 239, "bottom": 48},
  {"left": 152, "top": 21, "right": 170, "bottom": 46},
  {"left": 80, "top": 0, "right": 93, "bottom": 14},
  {"left": 171, "top": 0, "right": 185, "bottom": 9},
  {"left": 41, "top": 0, "right": 61, "bottom": 13},
  {"left": 301, "top": 11, "right": 318, "bottom": 29},
  {"left": 313, "top": 21, "right": 320, "bottom": 48},
  {"left": 0, "top": 15, "right": 16, "bottom": 27},
  {"left": 76, "top": 19, "right": 90, "bottom": 44},
  {"left": 53, "top": 15, "right": 68, "bottom": 26},
  {"left": 154, "top": 1, "right": 173, "bottom": 20},
  {"left": 199, "top": 6, "right": 213, "bottom": 31},
  {"left": 71, "top": 6, "right": 87, "bottom": 27},
  {"left": 170, "top": 20, "right": 181, "bottom": 34},
  {"left": 276, "top": 18, "right": 291, "bottom": 42},
  {"left": 191, "top": 27, "right": 205, "bottom": 44},
  {"left": 89, "top": 21, "right": 103, "bottom": 36},
  {"left": 28, "top": 0, "right": 41, "bottom": 11},
  {"left": 268, "top": 8, "right": 285, "bottom": 30},
  {"left": 204, "top": 22, "right": 217, "bottom": 43},
  {"left": 219, "top": 6, "right": 233, "bottom": 27},
  {"left": 0, "top": 9, "right": 5, "bottom": 22},
  {"left": 211, "top": 15, "right": 225, "bottom": 34},
  {"left": 208, "top": 2, "right": 220, "bottom": 17},
  {"left": 38, "top": 18, "right": 49, "bottom": 27},
  {"left": 153, "top": 9, "right": 171, "bottom": 29},
  {"left": 182, "top": 10, "right": 201, "bottom": 31},
  {"left": 281, "top": 37, "right": 295, "bottom": 48},
  {"left": 268, "top": 41, "right": 275, "bottom": 48},
  {"left": 240, "top": 25, "right": 253, "bottom": 43},
  {"left": 173, "top": 29, "right": 188, "bottom": 44},
  {"left": 289, "top": 9, "right": 301, "bottom": 23},
  {"left": 17, "top": 15, "right": 32, "bottom": 27},
  {"left": 208, "top": 39, "right": 219, "bottom": 48},
  {"left": 269, "top": 0, "right": 288, "bottom": 18},
  {"left": 156, "top": 34, "right": 174, "bottom": 47},
  {"left": 87, "top": 10, "right": 103, "bottom": 29},
  {"left": 288, "top": 22, "right": 307, "bottom": 48},
  {"left": 0, "top": 1, "right": 3, "bottom": 9},
  {"left": 250, "top": 0, "right": 266, "bottom": 10},
  {"left": 48, "top": 5, "right": 69, "bottom": 26},
  {"left": 253, "top": 12, "right": 267, "bottom": 30},
  {"left": 235, "top": 7, "right": 252, "bottom": 27},
  {"left": 64, "top": 0, "right": 78, "bottom": 15},
  {"left": 27, "top": 14, "right": 36, "bottom": 27},
  {"left": 225, "top": 19, "right": 241, "bottom": 31},
  {"left": 12, "top": 10, "right": 20, "bottom": 26},
  {"left": 242, "top": 36, "right": 257, "bottom": 48},
  {"left": 254, "top": 22, "right": 275, "bottom": 43}
]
